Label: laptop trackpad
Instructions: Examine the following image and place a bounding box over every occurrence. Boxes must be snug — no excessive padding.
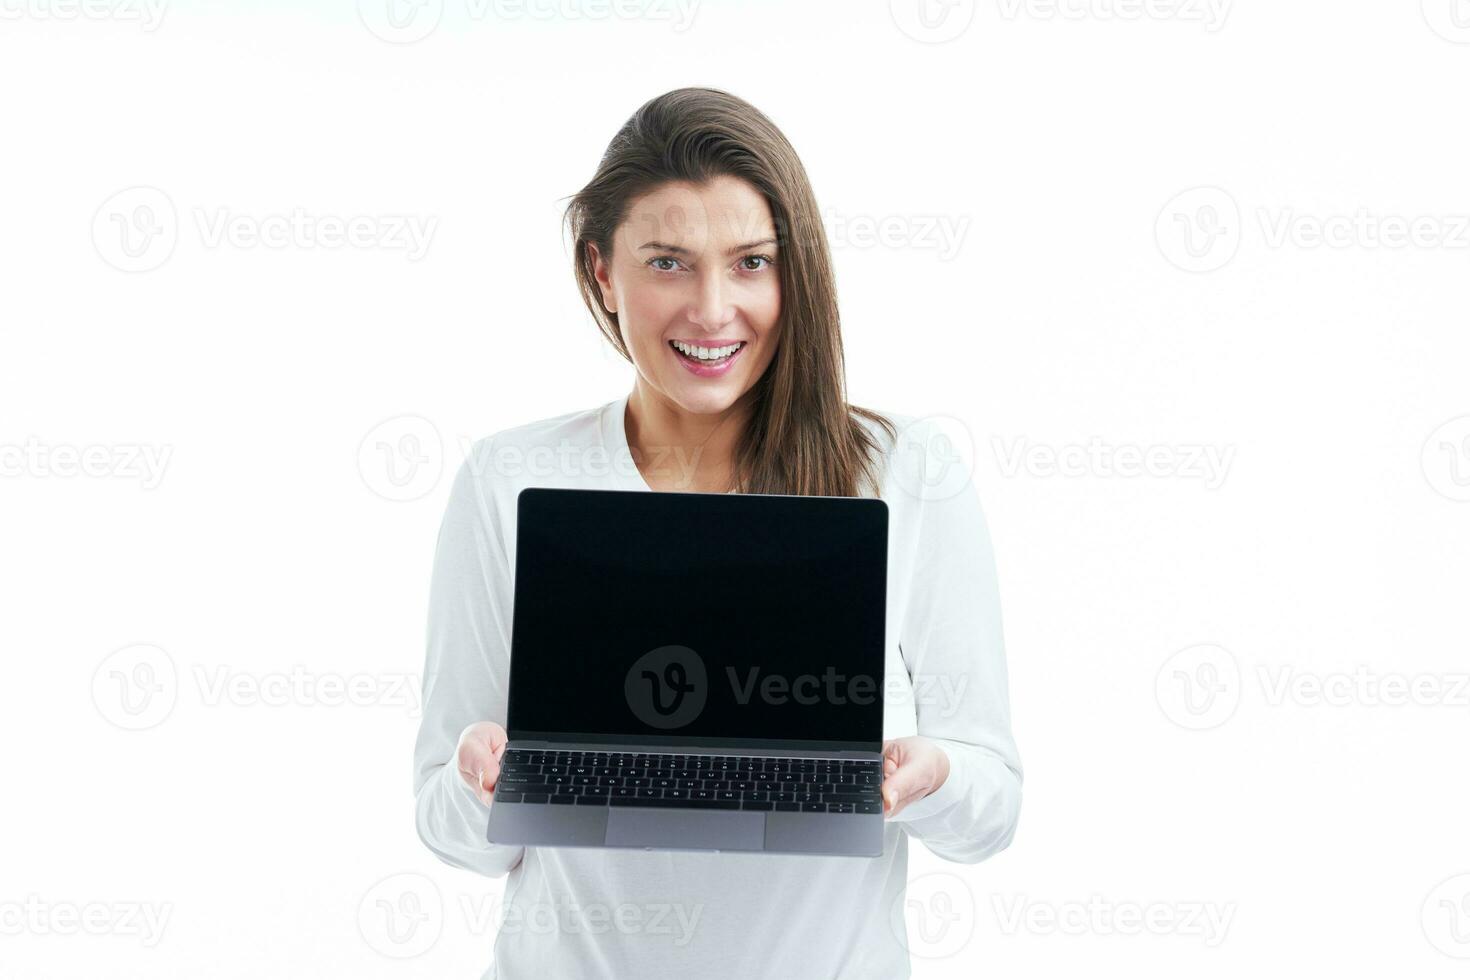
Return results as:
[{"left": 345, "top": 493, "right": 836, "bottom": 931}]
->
[{"left": 605, "top": 809, "right": 765, "bottom": 851}]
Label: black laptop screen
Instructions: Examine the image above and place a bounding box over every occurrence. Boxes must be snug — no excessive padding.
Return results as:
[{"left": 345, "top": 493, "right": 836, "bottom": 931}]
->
[{"left": 506, "top": 488, "right": 889, "bottom": 752}]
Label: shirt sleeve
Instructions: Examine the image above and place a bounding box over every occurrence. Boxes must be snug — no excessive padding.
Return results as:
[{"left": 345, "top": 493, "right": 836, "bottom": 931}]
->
[
  {"left": 887, "top": 448, "right": 1024, "bottom": 864},
  {"left": 412, "top": 439, "right": 526, "bottom": 877}
]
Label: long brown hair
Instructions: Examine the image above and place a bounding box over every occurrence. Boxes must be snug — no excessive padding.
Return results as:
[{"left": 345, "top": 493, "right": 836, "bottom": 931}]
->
[{"left": 563, "top": 86, "right": 896, "bottom": 498}]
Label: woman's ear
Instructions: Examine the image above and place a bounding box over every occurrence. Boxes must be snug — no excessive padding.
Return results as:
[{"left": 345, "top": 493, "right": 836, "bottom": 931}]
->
[{"left": 587, "top": 241, "right": 618, "bottom": 314}]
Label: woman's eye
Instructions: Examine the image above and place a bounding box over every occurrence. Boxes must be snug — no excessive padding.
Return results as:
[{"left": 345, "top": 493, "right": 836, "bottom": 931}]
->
[
  {"left": 740, "top": 254, "right": 774, "bottom": 272},
  {"left": 648, "top": 256, "right": 681, "bottom": 272}
]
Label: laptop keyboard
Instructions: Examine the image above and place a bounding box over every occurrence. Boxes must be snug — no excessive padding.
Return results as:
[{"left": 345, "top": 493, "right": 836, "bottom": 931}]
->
[{"left": 493, "top": 749, "right": 884, "bottom": 814}]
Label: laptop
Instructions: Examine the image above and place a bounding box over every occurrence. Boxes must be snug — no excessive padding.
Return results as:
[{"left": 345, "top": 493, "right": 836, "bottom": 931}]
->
[{"left": 485, "top": 486, "right": 889, "bottom": 857}]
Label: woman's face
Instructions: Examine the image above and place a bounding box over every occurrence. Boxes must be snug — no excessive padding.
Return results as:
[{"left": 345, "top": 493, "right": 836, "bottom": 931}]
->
[{"left": 590, "top": 175, "right": 782, "bottom": 416}]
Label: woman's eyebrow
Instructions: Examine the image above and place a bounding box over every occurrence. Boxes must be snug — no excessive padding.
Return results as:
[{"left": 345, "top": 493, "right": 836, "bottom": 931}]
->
[{"left": 638, "top": 238, "right": 779, "bottom": 256}]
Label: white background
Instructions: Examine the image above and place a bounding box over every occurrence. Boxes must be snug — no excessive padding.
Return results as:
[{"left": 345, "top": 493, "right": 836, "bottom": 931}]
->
[{"left": 3, "top": 0, "right": 1469, "bottom": 976}]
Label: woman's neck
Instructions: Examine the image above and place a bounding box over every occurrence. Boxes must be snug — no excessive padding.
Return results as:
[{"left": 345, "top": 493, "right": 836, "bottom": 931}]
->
[{"left": 625, "top": 384, "right": 752, "bottom": 493}]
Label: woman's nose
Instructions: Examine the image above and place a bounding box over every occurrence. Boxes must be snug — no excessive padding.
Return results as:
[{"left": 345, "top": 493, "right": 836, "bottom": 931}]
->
[{"left": 689, "top": 270, "right": 735, "bottom": 328}]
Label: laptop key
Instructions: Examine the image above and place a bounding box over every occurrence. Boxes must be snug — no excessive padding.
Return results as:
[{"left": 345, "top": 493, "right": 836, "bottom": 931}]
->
[
  {"left": 774, "top": 802, "right": 800, "bottom": 812},
  {"left": 495, "top": 792, "right": 523, "bottom": 803},
  {"left": 522, "top": 793, "right": 549, "bottom": 804},
  {"left": 828, "top": 803, "right": 855, "bottom": 814},
  {"left": 823, "top": 793, "right": 877, "bottom": 806},
  {"left": 609, "top": 797, "right": 738, "bottom": 809},
  {"left": 801, "top": 803, "right": 828, "bottom": 813},
  {"left": 742, "top": 801, "right": 774, "bottom": 811},
  {"left": 857, "top": 801, "right": 882, "bottom": 814},
  {"left": 577, "top": 795, "right": 608, "bottom": 805}
]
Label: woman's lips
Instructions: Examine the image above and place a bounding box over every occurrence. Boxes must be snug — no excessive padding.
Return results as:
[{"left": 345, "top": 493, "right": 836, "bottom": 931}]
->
[{"left": 669, "top": 340, "right": 746, "bottom": 378}]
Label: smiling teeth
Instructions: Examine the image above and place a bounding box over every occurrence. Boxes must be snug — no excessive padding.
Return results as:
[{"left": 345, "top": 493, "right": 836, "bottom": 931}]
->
[{"left": 673, "top": 340, "right": 744, "bottom": 360}]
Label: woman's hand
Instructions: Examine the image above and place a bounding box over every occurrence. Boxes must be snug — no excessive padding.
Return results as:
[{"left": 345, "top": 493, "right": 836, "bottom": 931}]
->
[
  {"left": 455, "top": 721, "right": 509, "bottom": 806},
  {"left": 880, "top": 736, "right": 951, "bottom": 818}
]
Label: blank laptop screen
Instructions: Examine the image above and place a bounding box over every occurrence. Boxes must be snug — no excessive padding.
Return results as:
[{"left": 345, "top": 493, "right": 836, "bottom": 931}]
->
[{"left": 507, "top": 488, "right": 889, "bottom": 752}]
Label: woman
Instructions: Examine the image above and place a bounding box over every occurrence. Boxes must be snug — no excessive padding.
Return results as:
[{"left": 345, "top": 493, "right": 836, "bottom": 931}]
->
[{"left": 413, "top": 86, "right": 1022, "bottom": 978}]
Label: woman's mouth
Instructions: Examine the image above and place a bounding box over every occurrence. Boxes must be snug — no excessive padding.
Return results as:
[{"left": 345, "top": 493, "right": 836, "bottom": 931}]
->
[{"left": 669, "top": 339, "right": 747, "bottom": 377}]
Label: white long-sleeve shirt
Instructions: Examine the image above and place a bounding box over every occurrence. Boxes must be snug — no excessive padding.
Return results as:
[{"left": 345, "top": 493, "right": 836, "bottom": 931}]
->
[{"left": 413, "top": 392, "right": 1023, "bottom": 979}]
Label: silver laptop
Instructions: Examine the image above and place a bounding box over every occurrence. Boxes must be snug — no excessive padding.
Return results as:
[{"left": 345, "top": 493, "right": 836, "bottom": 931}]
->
[{"left": 486, "top": 486, "right": 889, "bottom": 857}]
